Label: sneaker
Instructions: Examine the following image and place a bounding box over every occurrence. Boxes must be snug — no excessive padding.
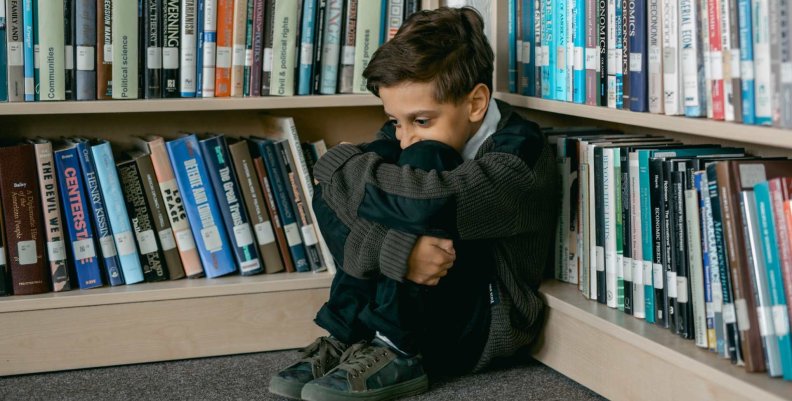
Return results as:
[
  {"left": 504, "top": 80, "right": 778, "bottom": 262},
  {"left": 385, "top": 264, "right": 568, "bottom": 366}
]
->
[
  {"left": 301, "top": 339, "right": 429, "bottom": 401},
  {"left": 268, "top": 336, "right": 349, "bottom": 400}
]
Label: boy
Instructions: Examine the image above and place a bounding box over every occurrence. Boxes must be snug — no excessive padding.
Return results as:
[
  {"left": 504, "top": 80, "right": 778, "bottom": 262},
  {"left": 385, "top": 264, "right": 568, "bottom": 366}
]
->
[{"left": 269, "top": 7, "right": 558, "bottom": 401}]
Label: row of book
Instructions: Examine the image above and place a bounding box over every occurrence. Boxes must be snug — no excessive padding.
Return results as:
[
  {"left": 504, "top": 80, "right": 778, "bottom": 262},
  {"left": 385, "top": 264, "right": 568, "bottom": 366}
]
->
[
  {"left": 550, "top": 127, "right": 792, "bottom": 380},
  {"left": 0, "top": 115, "right": 333, "bottom": 297},
  {"left": 0, "top": 0, "right": 424, "bottom": 102},
  {"left": 507, "top": 0, "right": 792, "bottom": 129}
]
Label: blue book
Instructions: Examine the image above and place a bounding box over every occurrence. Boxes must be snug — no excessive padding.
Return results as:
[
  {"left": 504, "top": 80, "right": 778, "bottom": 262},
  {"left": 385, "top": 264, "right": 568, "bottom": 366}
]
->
[
  {"left": 249, "top": 137, "right": 310, "bottom": 272},
  {"left": 199, "top": 134, "right": 263, "bottom": 275},
  {"left": 520, "top": 0, "right": 535, "bottom": 96},
  {"left": 737, "top": 0, "right": 756, "bottom": 124},
  {"left": 54, "top": 144, "right": 103, "bottom": 289},
  {"left": 628, "top": 0, "right": 647, "bottom": 112},
  {"left": 541, "top": 0, "right": 554, "bottom": 98},
  {"left": 0, "top": 1, "right": 7, "bottom": 102},
  {"left": 22, "top": 0, "right": 33, "bottom": 101},
  {"left": 572, "top": 0, "right": 585, "bottom": 103},
  {"left": 195, "top": 0, "right": 204, "bottom": 97},
  {"left": 166, "top": 135, "right": 236, "bottom": 278},
  {"left": 319, "top": 0, "right": 342, "bottom": 95},
  {"left": 695, "top": 172, "right": 716, "bottom": 351},
  {"left": 508, "top": 0, "right": 517, "bottom": 93},
  {"left": 753, "top": 181, "right": 792, "bottom": 380},
  {"left": 554, "top": 0, "right": 567, "bottom": 101},
  {"left": 72, "top": 139, "right": 125, "bottom": 286},
  {"left": 91, "top": 140, "right": 145, "bottom": 285},
  {"left": 297, "top": 0, "right": 317, "bottom": 95}
]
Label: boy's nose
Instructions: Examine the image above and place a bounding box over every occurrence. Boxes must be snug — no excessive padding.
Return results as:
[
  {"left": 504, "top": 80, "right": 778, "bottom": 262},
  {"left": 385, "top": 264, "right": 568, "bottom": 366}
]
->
[{"left": 399, "top": 129, "right": 420, "bottom": 149}]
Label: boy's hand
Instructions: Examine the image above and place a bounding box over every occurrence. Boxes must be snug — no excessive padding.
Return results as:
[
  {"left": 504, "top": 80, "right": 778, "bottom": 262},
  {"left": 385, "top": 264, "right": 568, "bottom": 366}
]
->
[{"left": 405, "top": 236, "right": 456, "bottom": 286}]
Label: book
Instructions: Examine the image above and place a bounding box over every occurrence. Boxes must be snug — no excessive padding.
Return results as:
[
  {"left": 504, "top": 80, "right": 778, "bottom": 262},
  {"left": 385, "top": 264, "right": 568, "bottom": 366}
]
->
[
  {"left": 241, "top": 0, "right": 254, "bottom": 96},
  {"left": 338, "top": 0, "right": 357, "bottom": 93},
  {"left": 144, "top": 0, "right": 163, "bottom": 99},
  {"left": 111, "top": 0, "right": 138, "bottom": 99},
  {"left": 249, "top": 0, "right": 264, "bottom": 96},
  {"left": 752, "top": 0, "right": 772, "bottom": 124},
  {"left": 214, "top": 0, "right": 232, "bottom": 97},
  {"left": 30, "top": 139, "right": 70, "bottom": 291},
  {"left": 507, "top": 0, "right": 517, "bottom": 93},
  {"left": 352, "top": 0, "right": 381, "bottom": 93},
  {"left": 22, "top": 0, "right": 33, "bottom": 101},
  {"left": 386, "top": 0, "right": 403, "bottom": 41},
  {"left": 584, "top": 0, "right": 597, "bottom": 105},
  {"left": 555, "top": 0, "right": 568, "bottom": 101},
  {"left": 661, "top": 0, "right": 682, "bottom": 114},
  {"left": 200, "top": 134, "right": 262, "bottom": 275},
  {"left": 628, "top": 0, "right": 648, "bottom": 112},
  {"left": 686, "top": 170, "right": 707, "bottom": 347},
  {"left": 721, "top": 0, "right": 741, "bottom": 122},
  {"left": 37, "top": 0, "right": 65, "bottom": 101},
  {"left": 297, "top": 0, "right": 318, "bottom": 95},
  {"left": 229, "top": 0, "right": 247, "bottom": 97},
  {"left": 194, "top": 0, "right": 205, "bottom": 96},
  {"left": 75, "top": 0, "right": 96, "bottom": 101},
  {"left": 180, "top": 0, "right": 197, "bottom": 97},
  {"left": 310, "top": 0, "right": 326, "bottom": 94},
  {"left": 54, "top": 143, "right": 103, "bottom": 290},
  {"left": 118, "top": 155, "right": 169, "bottom": 282},
  {"left": 780, "top": 178, "right": 792, "bottom": 338},
  {"left": 63, "top": 0, "right": 75, "bottom": 100},
  {"left": 96, "top": 0, "right": 112, "bottom": 99},
  {"left": 131, "top": 150, "right": 186, "bottom": 280},
  {"left": 696, "top": 170, "right": 718, "bottom": 350},
  {"left": 228, "top": 139, "right": 285, "bottom": 273},
  {"left": 679, "top": 0, "right": 707, "bottom": 117},
  {"left": 621, "top": 0, "right": 629, "bottom": 108},
  {"left": 700, "top": 0, "right": 712, "bottom": 119},
  {"left": 166, "top": 135, "right": 237, "bottom": 278},
  {"left": 319, "top": 0, "right": 343, "bottom": 95},
  {"left": 162, "top": 0, "right": 180, "bottom": 97},
  {"left": 260, "top": 0, "right": 275, "bottom": 95},
  {"left": 270, "top": 0, "right": 299, "bottom": 96},
  {"left": 779, "top": 0, "right": 792, "bottom": 128},
  {"left": 72, "top": 139, "right": 124, "bottom": 286},
  {"left": 571, "top": 0, "right": 584, "bottom": 103},
  {"left": 6, "top": 0, "right": 23, "bottom": 102},
  {"left": 737, "top": 0, "right": 755, "bottom": 124},
  {"left": 647, "top": 0, "right": 663, "bottom": 113},
  {"left": 707, "top": 0, "right": 725, "bottom": 120},
  {"left": 137, "top": 136, "right": 203, "bottom": 277},
  {"left": 90, "top": 140, "right": 146, "bottom": 285}
]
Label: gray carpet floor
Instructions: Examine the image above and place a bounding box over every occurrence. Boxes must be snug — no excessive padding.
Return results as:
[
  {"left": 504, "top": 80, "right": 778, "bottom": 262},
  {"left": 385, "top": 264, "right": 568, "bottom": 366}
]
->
[{"left": 0, "top": 349, "right": 606, "bottom": 401}]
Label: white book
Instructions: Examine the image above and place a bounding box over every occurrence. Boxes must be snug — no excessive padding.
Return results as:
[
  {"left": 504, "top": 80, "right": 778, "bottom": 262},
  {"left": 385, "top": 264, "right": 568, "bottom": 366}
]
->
[
  {"left": 201, "top": 0, "right": 217, "bottom": 98},
  {"left": 230, "top": 0, "right": 247, "bottom": 97},
  {"left": 685, "top": 186, "right": 708, "bottom": 348},
  {"left": 111, "top": 0, "right": 137, "bottom": 99},
  {"left": 752, "top": 0, "right": 773, "bottom": 124},
  {"left": 181, "top": 0, "right": 197, "bottom": 96},
  {"left": 604, "top": 148, "right": 617, "bottom": 308},
  {"left": 661, "top": 0, "right": 683, "bottom": 114},
  {"left": 629, "top": 152, "right": 645, "bottom": 318},
  {"left": 270, "top": 0, "right": 298, "bottom": 96},
  {"left": 36, "top": 0, "right": 64, "bottom": 101},
  {"left": 607, "top": 0, "right": 617, "bottom": 108},
  {"left": 680, "top": 0, "right": 706, "bottom": 116},
  {"left": 578, "top": 142, "right": 591, "bottom": 298},
  {"left": 720, "top": 0, "right": 736, "bottom": 121},
  {"left": 701, "top": 173, "right": 725, "bottom": 354},
  {"left": 352, "top": 0, "right": 383, "bottom": 93},
  {"left": 700, "top": 0, "right": 713, "bottom": 118},
  {"left": 648, "top": 0, "right": 664, "bottom": 113},
  {"left": 582, "top": 139, "right": 598, "bottom": 300}
]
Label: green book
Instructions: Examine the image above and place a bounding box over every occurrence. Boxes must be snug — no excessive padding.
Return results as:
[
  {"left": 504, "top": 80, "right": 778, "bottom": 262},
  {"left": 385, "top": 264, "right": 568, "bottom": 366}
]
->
[{"left": 112, "top": 0, "right": 138, "bottom": 99}]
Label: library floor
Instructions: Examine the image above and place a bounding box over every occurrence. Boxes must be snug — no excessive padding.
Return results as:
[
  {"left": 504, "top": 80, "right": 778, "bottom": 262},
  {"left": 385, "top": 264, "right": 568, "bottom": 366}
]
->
[{"left": 0, "top": 348, "right": 605, "bottom": 400}]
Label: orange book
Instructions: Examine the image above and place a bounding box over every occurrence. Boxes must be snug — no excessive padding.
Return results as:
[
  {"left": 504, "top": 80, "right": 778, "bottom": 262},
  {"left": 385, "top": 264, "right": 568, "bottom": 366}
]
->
[{"left": 214, "top": 0, "right": 234, "bottom": 97}]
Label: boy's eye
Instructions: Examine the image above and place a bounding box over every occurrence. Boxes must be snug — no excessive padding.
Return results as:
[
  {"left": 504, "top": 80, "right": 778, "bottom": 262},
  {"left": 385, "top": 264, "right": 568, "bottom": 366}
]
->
[
  {"left": 388, "top": 119, "right": 400, "bottom": 127},
  {"left": 414, "top": 119, "right": 429, "bottom": 126}
]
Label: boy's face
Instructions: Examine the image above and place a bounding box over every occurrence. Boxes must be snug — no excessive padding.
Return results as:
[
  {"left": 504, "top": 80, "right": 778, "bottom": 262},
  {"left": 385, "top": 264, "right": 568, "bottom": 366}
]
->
[{"left": 379, "top": 81, "right": 488, "bottom": 151}]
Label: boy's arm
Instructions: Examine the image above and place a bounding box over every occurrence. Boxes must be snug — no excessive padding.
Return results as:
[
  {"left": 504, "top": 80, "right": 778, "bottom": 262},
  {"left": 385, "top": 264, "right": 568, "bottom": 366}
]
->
[{"left": 314, "top": 119, "right": 557, "bottom": 241}]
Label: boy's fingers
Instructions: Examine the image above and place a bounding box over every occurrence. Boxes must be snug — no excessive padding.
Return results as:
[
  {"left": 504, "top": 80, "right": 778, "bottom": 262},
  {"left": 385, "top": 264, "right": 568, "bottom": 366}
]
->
[{"left": 434, "top": 238, "right": 455, "bottom": 254}]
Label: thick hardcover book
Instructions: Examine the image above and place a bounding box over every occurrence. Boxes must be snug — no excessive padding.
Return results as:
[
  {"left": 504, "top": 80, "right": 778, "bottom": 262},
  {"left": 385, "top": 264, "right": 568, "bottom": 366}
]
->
[
  {"left": 0, "top": 201, "right": 8, "bottom": 295},
  {"left": 753, "top": 181, "right": 792, "bottom": 379},
  {"left": 180, "top": 0, "right": 197, "bottom": 97},
  {"left": 649, "top": 158, "right": 669, "bottom": 327},
  {"left": 251, "top": 145, "right": 295, "bottom": 272},
  {"left": 737, "top": 0, "right": 755, "bottom": 124},
  {"left": 661, "top": 0, "right": 682, "bottom": 115},
  {"left": 63, "top": 0, "right": 75, "bottom": 100},
  {"left": 680, "top": 0, "right": 707, "bottom": 117},
  {"left": 75, "top": 0, "right": 97, "bottom": 101},
  {"left": 73, "top": 139, "right": 124, "bottom": 286},
  {"left": 200, "top": 135, "right": 263, "bottom": 275},
  {"left": 241, "top": 0, "right": 254, "bottom": 96},
  {"left": 229, "top": 139, "right": 284, "bottom": 273},
  {"left": 90, "top": 140, "right": 145, "bottom": 285},
  {"left": 214, "top": 0, "right": 232, "bottom": 97},
  {"left": 54, "top": 144, "right": 103, "bottom": 290},
  {"left": 6, "top": 0, "right": 24, "bottom": 102},
  {"left": 166, "top": 135, "right": 237, "bottom": 278},
  {"left": 30, "top": 139, "right": 70, "bottom": 291},
  {"left": 138, "top": 136, "right": 203, "bottom": 277},
  {"left": 319, "top": 0, "right": 343, "bottom": 95},
  {"left": 671, "top": 161, "right": 693, "bottom": 338},
  {"left": 647, "top": 0, "right": 663, "bottom": 113},
  {"left": 111, "top": 0, "right": 138, "bottom": 99},
  {"left": 338, "top": 0, "right": 357, "bottom": 93},
  {"left": 0, "top": 145, "right": 48, "bottom": 295},
  {"left": 706, "top": 0, "right": 725, "bottom": 120},
  {"left": 144, "top": 0, "right": 163, "bottom": 98},
  {"left": 131, "top": 150, "right": 186, "bottom": 280},
  {"left": 250, "top": 137, "right": 309, "bottom": 271},
  {"left": 230, "top": 0, "right": 247, "bottom": 96},
  {"left": 270, "top": 0, "right": 298, "bottom": 96},
  {"left": 118, "top": 156, "right": 169, "bottom": 282},
  {"left": 96, "top": 0, "right": 112, "bottom": 99},
  {"left": 619, "top": 147, "right": 632, "bottom": 313},
  {"left": 249, "top": 0, "right": 264, "bottom": 96},
  {"left": 628, "top": 0, "right": 647, "bottom": 112},
  {"left": 352, "top": 0, "right": 381, "bottom": 93},
  {"left": 37, "top": 0, "right": 65, "bottom": 101},
  {"left": 311, "top": 0, "right": 326, "bottom": 94},
  {"left": 297, "top": 0, "right": 318, "bottom": 95},
  {"left": 779, "top": 178, "right": 792, "bottom": 334},
  {"left": 260, "top": 0, "right": 275, "bottom": 95},
  {"left": 162, "top": 0, "right": 180, "bottom": 97}
]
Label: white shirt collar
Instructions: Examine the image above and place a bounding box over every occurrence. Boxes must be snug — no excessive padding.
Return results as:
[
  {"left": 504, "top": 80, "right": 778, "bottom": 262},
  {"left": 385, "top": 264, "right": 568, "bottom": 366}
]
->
[{"left": 461, "top": 98, "right": 501, "bottom": 161}]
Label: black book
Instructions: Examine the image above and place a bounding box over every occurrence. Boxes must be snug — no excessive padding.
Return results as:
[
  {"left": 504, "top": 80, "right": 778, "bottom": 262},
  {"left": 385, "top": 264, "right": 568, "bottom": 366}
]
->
[
  {"left": 598, "top": 0, "right": 608, "bottom": 106},
  {"left": 594, "top": 146, "right": 607, "bottom": 304},
  {"left": 619, "top": 146, "right": 632, "bottom": 315},
  {"left": 144, "top": 0, "right": 163, "bottom": 98},
  {"left": 621, "top": 0, "right": 629, "bottom": 109},
  {"left": 261, "top": 0, "right": 276, "bottom": 95},
  {"left": 312, "top": 0, "right": 327, "bottom": 95},
  {"left": 649, "top": 157, "right": 669, "bottom": 328},
  {"left": 64, "top": 0, "right": 76, "bottom": 100},
  {"left": 670, "top": 160, "right": 692, "bottom": 338},
  {"left": 162, "top": 0, "right": 180, "bottom": 98},
  {"left": 404, "top": 0, "right": 420, "bottom": 18}
]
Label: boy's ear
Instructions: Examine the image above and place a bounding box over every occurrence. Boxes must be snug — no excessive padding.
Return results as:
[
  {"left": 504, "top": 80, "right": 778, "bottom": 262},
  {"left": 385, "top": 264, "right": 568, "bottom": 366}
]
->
[{"left": 467, "top": 83, "right": 491, "bottom": 123}]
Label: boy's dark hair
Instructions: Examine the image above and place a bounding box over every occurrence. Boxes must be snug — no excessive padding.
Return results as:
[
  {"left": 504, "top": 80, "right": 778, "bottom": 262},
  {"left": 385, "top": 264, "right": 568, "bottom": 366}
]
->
[{"left": 363, "top": 7, "right": 494, "bottom": 104}]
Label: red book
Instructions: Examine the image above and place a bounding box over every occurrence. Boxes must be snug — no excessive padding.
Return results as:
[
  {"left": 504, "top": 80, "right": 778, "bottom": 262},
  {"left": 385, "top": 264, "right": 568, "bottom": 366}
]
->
[
  {"left": 707, "top": 0, "right": 725, "bottom": 120},
  {"left": 780, "top": 178, "right": 792, "bottom": 322},
  {"left": 215, "top": 0, "right": 235, "bottom": 97}
]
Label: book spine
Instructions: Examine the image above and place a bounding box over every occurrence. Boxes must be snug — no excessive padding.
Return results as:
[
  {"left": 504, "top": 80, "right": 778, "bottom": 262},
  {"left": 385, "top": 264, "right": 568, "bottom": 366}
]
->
[
  {"left": 96, "top": 0, "right": 111, "bottom": 99},
  {"left": 534, "top": 0, "right": 542, "bottom": 97},
  {"left": 701, "top": 0, "right": 712, "bottom": 118},
  {"left": 22, "top": 0, "right": 32, "bottom": 101},
  {"left": 166, "top": 135, "right": 237, "bottom": 278},
  {"left": 242, "top": 0, "right": 254, "bottom": 96},
  {"left": 230, "top": 0, "right": 248, "bottom": 97},
  {"left": 214, "top": 0, "right": 231, "bottom": 97},
  {"left": 630, "top": 153, "right": 645, "bottom": 318},
  {"left": 554, "top": 0, "right": 567, "bottom": 101},
  {"left": 673, "top": 168, "right": 692, "bottom": 338},
  {"left": 782, "top": 179, "right": 792, "bottom": 333},
  {"left": 721, "top": 0, "right": 741, "bottom": 122},
  {"left": 629, "top": 0, "right": 648, "bottom": 112},
  {"left": 769, "top": 0, "right": 781, "bottom": 126},
  {"left": 701, "top": 169, "right": 725, "bottom": 354},
  {"left": 585, "top": 0, "right": 597, "bottom": 104},
  {"left": 55, "top": 147, "right": 103, "bottom": 289},
  {"left": 136, "top": 153, "right": 185, "bottom": 280},
  {"left": 619, "top": 150, "right": 630, "bottom": 312},
  {"left": 32, "top": 142, "right": 70, "bottom": 291},
  {"left": 604, "top": 149, "right": 617, "bottom": 308},
  {"left": 557, "top": 144, "right": 570, "bottom": 282},
  {"left": 91, "top": 142, "right": 145, "bottom": 285},
  {"left": 0, "top": 1, "right": 6, "bottom": 101},
  {"left": 75, "top": 141, "right": 124, "bottom": 286},
  {"left": 37, "top": 0, "right": 64, "bottom": 101},
  {"left": 707, "top": 0, "right": 725, "bottom": 119},
  {"left": 779, "top": 0, "right": 792, "bottom": 128},
  {"left": 338, "top": 0, "right": 357, "bottom": 93},
  {"left": 195, "top": 0, "right": 204, "bottom": 96},
  {"left": 260, "top": 0, "right": 275, "bottom": 95},
  {"left": 310, "top": 0, "right": 325, "bottom": 94},
  {"left": 697, "top": 172, "right": 717, "bottom": 350},
  {"left": 319, "top": 0, "right": 342, "bottom": 94},
  {"left": 508, "top": 0, "right": 517, "bottom": 93},
  {"left": 118, "top": 160, "right": 168, "bottom": 282},
  {"left": 652, "top": 159, "right": 669, "bottom": 327},
  {"left": 687, "top": 173, "right": 708, "bottom": 347},
  {"left": 614, "top": 150, "right": 625, "bottom": 310},
  {"left": 520, "top": 0, "right": 534, "bottom": 96},
  {"left": 180, "top": 0, "right": 197, "bottom": 97},
  {"left": 74, "top": 0, "right": 96, "bottom": 101},
  {"left": 162, "top": 0, "right": 180, "bottom": 97},
  {"left": 769, "top": 178, "right": 792, "bottom": 374},
  {"left": 387, "top": 0, "right": 403, "bottom": 41},
  {"left": 621, "top": 0, "right": 629, "bottom": 108},
  {"left": 661, "top": 0, "right": 681, "bottom": 114},
  {"left": 737, "top": 0, "right": 755, "bottom": 124},
  {"left": 572, "top": 0, "right": 585, "bottom": 102},
  {"left": 6, "top": 0, "right": 23, "bottom": 101},
  {"left": 253, "top": 154, "right": 295, "bottom": 272},
  {"left": 111, "top": 0, "right": 138, "bottom": 99},
  {"left": 680, "top": 0, "right": 706, "bottom": 116},
  {"left": 200, "top": 136, "right": 262, "bottom": 274},
  {"left": 597, "top": 0, "right": 607, "bottom": 104},
  {"left": 594, "top": 147, "right": 606, "bottom": 303},
  {"left": 607, "top": 0, "right": 616, "bottom": 106},
  {"left": 63, "top": 0, "right": 74, "bottom": 100},
  {"left": 352, "top": 0, "right": 381, "bottom": 93},
  {"left": 638, "top": 151, "right": 656, "bottom": 323},
  {"left": 648, "top": 0, "right": 663, "bottom": 112},
  {"left": 752, "top": 0, "right": 771, "bottom": 124},
  {"left": 270, "top": 0, "right": 297, "bottom": 96},
  {"left": 229, "top": 140, "right": 284, "bottom": 273},
  {"left": 250, "top": 0, "right": 264, "bottom": 96},
  {"left": 144, "top": 0, "right": 162, "bottom": 99},
  {"left": 541, "top": 0, "right": 553, "bottom": 98}
]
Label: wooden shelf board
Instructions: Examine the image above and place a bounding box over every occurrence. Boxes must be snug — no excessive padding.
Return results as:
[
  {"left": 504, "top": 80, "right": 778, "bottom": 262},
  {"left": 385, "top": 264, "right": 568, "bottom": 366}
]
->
[
  {"left": 536, "top": 280, "right": 792, "bottom": 401},
  {"left": 0, "top": 271, "right": 334, "bottom": 313},
  {"left": 0, "top": 95, "right": 382, "bottom": 115},
  {"left": 496, "top": 93, "right": 792, "bottom": 150}
]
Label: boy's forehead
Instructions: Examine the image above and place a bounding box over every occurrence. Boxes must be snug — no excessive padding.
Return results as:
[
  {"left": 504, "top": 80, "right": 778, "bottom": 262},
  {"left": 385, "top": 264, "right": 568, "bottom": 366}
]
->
[{"left": 380, "top": 82, "right": 444, "bottom": 115}]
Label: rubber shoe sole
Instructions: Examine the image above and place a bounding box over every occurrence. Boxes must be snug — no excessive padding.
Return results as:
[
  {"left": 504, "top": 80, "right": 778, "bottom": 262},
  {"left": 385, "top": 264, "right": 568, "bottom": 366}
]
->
[
  {"left": 268, "top": 375, "right": 307, "bottom": 400},
  {"left": 300, "top": 374, "right": 429, "bottom": 401}
]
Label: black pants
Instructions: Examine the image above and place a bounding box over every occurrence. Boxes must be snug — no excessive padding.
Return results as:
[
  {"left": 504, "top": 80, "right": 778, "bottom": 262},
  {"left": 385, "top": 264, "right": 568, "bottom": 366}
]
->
[{"left": 314, "top": 141, "right": 492, "bottom": 376}]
